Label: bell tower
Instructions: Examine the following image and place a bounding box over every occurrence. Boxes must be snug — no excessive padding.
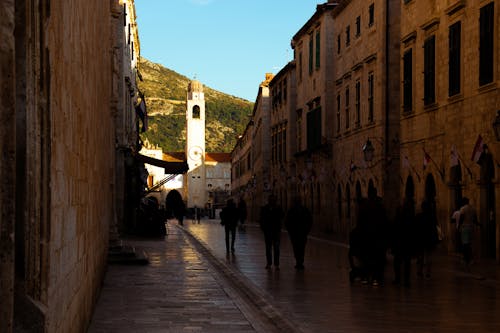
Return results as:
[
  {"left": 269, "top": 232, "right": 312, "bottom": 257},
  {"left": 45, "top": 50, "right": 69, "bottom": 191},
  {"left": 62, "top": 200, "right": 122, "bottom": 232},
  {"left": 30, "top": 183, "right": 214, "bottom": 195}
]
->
[{"left": 185, "top": 80, "right": 206, "bottom": 208}]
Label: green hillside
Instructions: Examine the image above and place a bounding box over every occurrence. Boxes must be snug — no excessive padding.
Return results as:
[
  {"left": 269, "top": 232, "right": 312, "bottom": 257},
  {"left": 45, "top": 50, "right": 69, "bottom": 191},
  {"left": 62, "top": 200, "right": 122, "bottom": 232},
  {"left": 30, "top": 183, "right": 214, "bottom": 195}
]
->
[{"left": 137, "top": 57, "right": 254, "bottom": 153}]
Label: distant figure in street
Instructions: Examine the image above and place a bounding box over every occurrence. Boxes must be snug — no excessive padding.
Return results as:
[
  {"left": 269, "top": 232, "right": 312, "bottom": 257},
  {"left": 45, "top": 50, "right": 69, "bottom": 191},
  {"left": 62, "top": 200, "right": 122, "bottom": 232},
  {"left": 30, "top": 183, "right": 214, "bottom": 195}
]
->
[
  {"left": 349, "top": 187, "right": 388, "bottom": 286},
  {"left": 391, "top": 196, "right": 417, "bottom": 288},
  {"left": 259, "top": 194, "right": 284, "bottom": 269},
  {"left": 451, "top": 207, "right": 462, "bottom": 254},
  {"left": 238, "top": 197, "right": 247, "bottom": 231},
  {"left": 459, "top": 197, "right": 480, "bottom": 269},
  {"left": 285, "top": 196, "right": 312, "bottom": 270},
  {"left": 165, "top": 189, "right": 185, "bottom": 226},
  {"left": 415, "top": 200, "right": 439, "bottom": 279},
  {"left": 194, "top": 205, "right": 201, "bottom": 224},
  {"left": 220, "top": 199, "right": 239, "bottom": 254}
]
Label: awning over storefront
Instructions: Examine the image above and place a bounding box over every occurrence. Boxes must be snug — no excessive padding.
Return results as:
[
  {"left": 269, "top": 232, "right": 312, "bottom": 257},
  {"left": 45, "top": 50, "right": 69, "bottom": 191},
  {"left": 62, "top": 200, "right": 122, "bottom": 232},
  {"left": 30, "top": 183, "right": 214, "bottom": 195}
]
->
[{"left": 134, "top": 153, "right": 189, "bottom": 174}]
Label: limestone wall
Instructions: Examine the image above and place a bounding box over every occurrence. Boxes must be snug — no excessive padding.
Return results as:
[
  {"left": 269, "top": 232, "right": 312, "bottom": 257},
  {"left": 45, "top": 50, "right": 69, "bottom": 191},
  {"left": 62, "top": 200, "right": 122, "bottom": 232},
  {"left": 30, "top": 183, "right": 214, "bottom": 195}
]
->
[{"left": 44, "top": 0, "right": 116, "bottom": 331}]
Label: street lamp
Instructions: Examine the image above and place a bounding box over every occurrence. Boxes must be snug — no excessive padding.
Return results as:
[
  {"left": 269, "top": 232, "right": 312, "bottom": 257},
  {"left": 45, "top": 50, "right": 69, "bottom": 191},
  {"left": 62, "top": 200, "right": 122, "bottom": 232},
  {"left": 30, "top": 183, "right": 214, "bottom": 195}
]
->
[
  {"left": 493, "top": 110, "right": 500, "bottom": 141},
  {"left": 362, "top": 139, "right": 375, "bottom": 162}
]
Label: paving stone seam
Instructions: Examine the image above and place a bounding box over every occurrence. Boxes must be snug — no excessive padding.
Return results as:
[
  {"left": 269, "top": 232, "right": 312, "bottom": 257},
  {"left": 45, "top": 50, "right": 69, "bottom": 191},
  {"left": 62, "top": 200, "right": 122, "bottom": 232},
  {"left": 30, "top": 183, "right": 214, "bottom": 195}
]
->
[{"left": 178, "top": 225, "right": 307, "bottom": 333}]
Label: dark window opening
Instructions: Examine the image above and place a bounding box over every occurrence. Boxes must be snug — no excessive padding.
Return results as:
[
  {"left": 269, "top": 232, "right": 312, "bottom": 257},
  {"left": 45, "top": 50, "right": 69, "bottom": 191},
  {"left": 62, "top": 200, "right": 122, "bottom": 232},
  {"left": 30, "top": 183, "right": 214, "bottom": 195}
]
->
[
  {"left": 424, "top": 35, "right": 436, "bottom": 105},
  {"left": 369, "top": 4, "right": 374, "bottom": 26},
  {"left": 315, "top": 31, "right": 321, "bottom": 69},
  {"left": 307, "top": 107, "right": 322, "bottom": 150},
  {"left": 403, "top": 49, "right": 413, "bottom": 112},
  {"left": 192, "top": 105, "right": 200, "bottom": 118},
  {"left": 479, "top": 2, "right": 494, "bottom": 86},
  {"left": 449, "top": 21, "right": 461, "bottom": 96},
  {"left": 368, "top": 73, "right": 374, "bottom": 122}
]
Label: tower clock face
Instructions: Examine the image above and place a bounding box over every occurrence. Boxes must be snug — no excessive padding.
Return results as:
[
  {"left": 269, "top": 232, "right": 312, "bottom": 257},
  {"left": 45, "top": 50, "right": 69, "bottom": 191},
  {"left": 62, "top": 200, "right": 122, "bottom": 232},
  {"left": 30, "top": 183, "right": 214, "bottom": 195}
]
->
[{"left": 188, "top": 145, "right": 203, "bottom": 161}]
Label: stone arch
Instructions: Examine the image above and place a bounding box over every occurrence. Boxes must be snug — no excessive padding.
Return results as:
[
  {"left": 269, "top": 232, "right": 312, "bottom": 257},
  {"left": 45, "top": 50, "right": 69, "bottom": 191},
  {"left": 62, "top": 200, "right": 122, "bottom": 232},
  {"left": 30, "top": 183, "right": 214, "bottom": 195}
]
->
[
  {"left": 355, "top": 180, "right": 362, "bottom": 201},
  {"left": 368, "top": 179, "right": 376, "bottom": 198},
  {"left": 192, "top": 105, "right": 200, "bottom": 118},
  {"left": 405, "top": 175, "right": 415, "bottom": 200},
  {"left": 478, "top": 148, "right": 496, "bottom": 258},
  {"left": 424, "top": 173, "right": 437, "bottom": 202}
]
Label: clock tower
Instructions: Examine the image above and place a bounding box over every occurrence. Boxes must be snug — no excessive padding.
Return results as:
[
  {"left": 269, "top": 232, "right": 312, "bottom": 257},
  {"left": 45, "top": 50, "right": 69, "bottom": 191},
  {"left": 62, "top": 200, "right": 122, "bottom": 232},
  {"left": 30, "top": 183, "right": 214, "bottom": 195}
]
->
[{"left": 185, "top": 80, "right": 206, "bottom": 208}]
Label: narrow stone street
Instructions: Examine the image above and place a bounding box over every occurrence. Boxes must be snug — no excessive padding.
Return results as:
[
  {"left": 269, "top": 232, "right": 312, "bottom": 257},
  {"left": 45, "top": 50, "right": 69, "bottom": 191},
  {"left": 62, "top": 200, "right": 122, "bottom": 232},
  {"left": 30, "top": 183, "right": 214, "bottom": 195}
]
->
[{"left": 89, "top": 219, "right": 500, "bottom": 332}]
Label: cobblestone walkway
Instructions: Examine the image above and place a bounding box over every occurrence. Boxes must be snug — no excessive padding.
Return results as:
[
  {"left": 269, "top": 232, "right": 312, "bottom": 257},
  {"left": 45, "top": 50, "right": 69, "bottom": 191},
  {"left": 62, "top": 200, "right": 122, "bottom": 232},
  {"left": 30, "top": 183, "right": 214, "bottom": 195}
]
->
[{"left": 89, "top": 218, "right": 500, "bottom": 332}]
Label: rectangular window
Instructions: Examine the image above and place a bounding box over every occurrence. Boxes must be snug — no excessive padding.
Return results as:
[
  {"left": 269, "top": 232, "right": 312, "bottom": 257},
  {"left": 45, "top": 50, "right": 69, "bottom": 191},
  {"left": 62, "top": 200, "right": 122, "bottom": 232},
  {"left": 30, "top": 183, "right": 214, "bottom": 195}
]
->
[
  {"left": 283, "top": 126, "right": 287, "bottom": 162},
  {"left": 449, "top": 22, "right": 461, "bottom": 96},
  {"left": 356, "top": 16, "right": 361, "bottom": 36},
  {"left": 337, "top": 34, "right": 341, "bottom": 54},
  {"left": 336, "top": 94, "right": 341, "bottom": 132},
  {"left": 403, "top": 49, "right": 413, "bottom": 112},
  {"left": 298, "top": 52, "right": 303, "bottom": 82},
  {"left": 315, "top": 31, "right": 321, "bottom": 69},
  {"left": 479, "top": 2, "right": 494, "bottom": 86},
  {"left": 297, "top": 112, "right": 302, "bottom": 152},
  {"left": 355, "top": 80, "right": 361, "bottom": 126},
  {"left": 368, "top": 72, "right": 374, "bottom": 122},
  {"left": 345, "top": 87, "right": 350, "bottom": 129},
  {"left": 271, "top": 127, "right": 277, "bottom": 164},
  {"left": 424, "top": 36, "right": 436, "bottom": 105},
  {"left": 283, "top": 78, "right": 287, "bottom": 102},
  {"left": 309, "top": 35, "right": 314, "bottom": 74},
  {"left": 346, "top": 26, "right": 350, "bottom": 46},
  {"left": 307, "top": 108, "right": 322, "bottom": 150},
  {"left": 277, "top": 127, "right": 282, "bottom": 163},
  {"left": 369, "top": 4, "right": 374, "bottom": 26}
]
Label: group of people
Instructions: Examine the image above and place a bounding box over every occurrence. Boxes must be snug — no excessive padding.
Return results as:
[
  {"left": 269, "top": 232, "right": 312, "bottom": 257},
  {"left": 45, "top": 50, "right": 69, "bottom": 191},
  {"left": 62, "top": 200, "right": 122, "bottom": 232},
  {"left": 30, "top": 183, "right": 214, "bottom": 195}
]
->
[
  {"left": 219, "top": 191, "right": 480, "bottom": 282},
  {"left": 258, "top": 194, "right": 313, "bottom": 270},
  {"left": 349, "top": 191, "right": 480, "bottom": 288},
  {"left": 349, "top": 188, "right": 442, "bottom": 288},
  {"left": 220, "top": 194, "right": 313, "bottom": 270}
]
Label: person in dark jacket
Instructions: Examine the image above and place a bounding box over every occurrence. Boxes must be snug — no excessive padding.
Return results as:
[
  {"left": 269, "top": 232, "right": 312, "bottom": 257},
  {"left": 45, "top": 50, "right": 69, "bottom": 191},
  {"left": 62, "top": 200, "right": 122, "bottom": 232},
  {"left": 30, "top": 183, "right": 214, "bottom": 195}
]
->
[
  {"left": 165, "top": 189, "right": 185, "bottom": 226},
  {"left": 415, "top": 200, "right": 439, "bottom": 279},
  {"left": 391, "top": 197, "right": 417, "bottom": 288},
  {"left": 220, "top": 198, "right": 239, "bottom": 254},
  {"left": 285, "top": 196, "right": 312, "bottom": 270},
  {"left": 259, "top": 194, "right": 284, "bottom": 269}
]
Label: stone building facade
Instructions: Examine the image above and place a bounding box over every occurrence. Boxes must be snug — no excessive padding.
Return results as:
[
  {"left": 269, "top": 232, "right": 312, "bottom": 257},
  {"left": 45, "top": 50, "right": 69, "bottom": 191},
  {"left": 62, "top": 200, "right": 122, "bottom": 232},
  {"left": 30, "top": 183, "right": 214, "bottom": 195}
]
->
[
  {"left": 268, "top": 61, "right": 297, "bottom": 213},
  {"left": 250, "top": 74, "right": 274, "bottom": 218},
  {"left": 290, "top": 2, "right": 337, "bottom": 236},
  {"left": 0, "top": 0, "right": 143, "bottom": 332},
  {"left": 231, "top": 116, "right": 257, "bottom": 221},
  {"left": 400, "top": 0, "right": 500, "bottom": 260},
  {"left": 330, "top": 0, "right": 401, "bottom": 241}
]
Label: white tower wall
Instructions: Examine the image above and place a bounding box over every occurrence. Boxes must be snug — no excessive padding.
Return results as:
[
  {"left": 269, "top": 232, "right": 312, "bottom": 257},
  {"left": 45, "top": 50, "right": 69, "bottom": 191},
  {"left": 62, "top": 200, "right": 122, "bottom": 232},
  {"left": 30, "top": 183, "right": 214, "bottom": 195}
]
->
[{"left": 185, "top": 80, "right": 206, "bottom": 208}]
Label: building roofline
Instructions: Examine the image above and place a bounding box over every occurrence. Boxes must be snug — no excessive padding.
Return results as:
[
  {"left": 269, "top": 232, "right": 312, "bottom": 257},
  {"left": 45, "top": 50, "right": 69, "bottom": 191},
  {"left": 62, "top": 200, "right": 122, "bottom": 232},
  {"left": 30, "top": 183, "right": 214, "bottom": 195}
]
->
[{"left": 291, "top": 2, "right": 338, "bottom": 48}]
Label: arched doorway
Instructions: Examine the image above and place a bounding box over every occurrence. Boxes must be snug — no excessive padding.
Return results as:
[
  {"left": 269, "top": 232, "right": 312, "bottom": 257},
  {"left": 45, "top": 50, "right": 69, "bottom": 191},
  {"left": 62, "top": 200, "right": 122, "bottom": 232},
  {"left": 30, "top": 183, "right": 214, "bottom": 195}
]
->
[
  {"left": 355, "top": 181, "right": 362, "bottom": 201},
  {"left": 405, "top": 175, "right": 415, "bottom": 201},
  {"left": 368, "top": 179, "right": 376, "bottom": 199},
  {"left": 449, "top": 159, "right": 463, "bottom": 211},
  {"left": 478, "top": 148, "right": 496, "bottom": 258}
]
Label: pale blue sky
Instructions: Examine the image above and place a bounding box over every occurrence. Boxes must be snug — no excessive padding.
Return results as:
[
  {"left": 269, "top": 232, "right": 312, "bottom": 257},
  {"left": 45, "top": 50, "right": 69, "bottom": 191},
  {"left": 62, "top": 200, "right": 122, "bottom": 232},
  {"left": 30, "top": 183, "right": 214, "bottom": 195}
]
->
[{"left": 135, "top": 0, "right": 324, "bottom": 102}]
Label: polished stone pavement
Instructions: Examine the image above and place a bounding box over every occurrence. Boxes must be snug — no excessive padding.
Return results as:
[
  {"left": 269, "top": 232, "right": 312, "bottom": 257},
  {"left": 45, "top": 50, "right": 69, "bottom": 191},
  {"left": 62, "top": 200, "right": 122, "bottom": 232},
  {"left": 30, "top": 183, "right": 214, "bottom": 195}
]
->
[{"left": 89, "top": 218, "right": 500, "bottom": 332}]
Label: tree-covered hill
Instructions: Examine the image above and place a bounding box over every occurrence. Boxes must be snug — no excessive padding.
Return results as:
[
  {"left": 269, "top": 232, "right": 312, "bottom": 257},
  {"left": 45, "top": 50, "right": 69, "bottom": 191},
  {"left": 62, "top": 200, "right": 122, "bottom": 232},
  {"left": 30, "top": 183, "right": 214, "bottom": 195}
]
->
[{"left": 137, "top": 57, "right": 254, "bottom": 153}]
